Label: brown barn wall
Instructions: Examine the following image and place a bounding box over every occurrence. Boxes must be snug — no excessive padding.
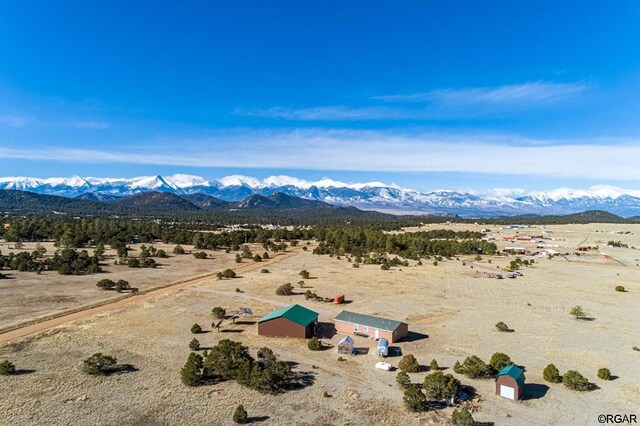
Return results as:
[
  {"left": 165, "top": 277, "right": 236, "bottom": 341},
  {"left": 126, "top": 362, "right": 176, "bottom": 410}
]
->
[
  {"left": 393, "top": 323, "right": 409, "bottom": 342},
  {"left": 495, "top": 376, "right": 524, "bottom": 401},
  {"left": 258, "top": 317, "right": 307, "bottom": 338}
]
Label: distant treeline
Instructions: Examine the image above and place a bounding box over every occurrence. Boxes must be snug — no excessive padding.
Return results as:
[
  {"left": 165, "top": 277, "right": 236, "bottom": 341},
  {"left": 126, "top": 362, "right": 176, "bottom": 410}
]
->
[
  {"left": 312, "top": 228, "right": 496, "bottom": 258},
  {"left": 1, "top": 217, "right": 314, "bottom": 247},
  {"left": 0, "top": 217, "right": 495, "bottom": 259},
  {"left": 0, "top": 248, "right": 100, "bottom": 275},
  {"left": 469, "top": 210, "right": 635, "bottom": 225}
]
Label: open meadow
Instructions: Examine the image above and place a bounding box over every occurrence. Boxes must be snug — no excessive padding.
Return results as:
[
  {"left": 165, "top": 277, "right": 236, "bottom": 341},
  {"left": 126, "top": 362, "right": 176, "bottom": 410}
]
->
[
  {"left": 1, "top": 223, "right": 639, "bottom": 425},
  {"left": 0, "top": 242, "right": 271, "bottom": 331}
]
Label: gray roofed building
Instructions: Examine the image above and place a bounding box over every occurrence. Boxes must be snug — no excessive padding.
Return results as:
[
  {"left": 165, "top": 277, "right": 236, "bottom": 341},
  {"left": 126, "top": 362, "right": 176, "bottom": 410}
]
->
[{"left": 334, "top": 311, "right": 403, "bottom": 332}]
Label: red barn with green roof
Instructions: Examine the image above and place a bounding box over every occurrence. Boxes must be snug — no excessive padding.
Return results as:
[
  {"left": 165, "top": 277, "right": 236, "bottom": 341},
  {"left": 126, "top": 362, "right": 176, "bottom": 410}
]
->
[
  {"left": 257, "top": 304, "right": 318, "bottom": 338},
  {"left": 495, "top": 364, "right": 526, "bottom": 401}
]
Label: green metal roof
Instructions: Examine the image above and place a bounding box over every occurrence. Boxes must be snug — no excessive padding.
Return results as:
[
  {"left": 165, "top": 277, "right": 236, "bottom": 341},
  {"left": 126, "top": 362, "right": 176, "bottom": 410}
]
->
[
  {"left": 258, "top": 304, "right": 318, "bottom": 327},
  {"left": 496, "top": 364, "right": 525, "bottom": 387},
  {"left": 334, "top": 310, "right": 404, "bottom": 332}
]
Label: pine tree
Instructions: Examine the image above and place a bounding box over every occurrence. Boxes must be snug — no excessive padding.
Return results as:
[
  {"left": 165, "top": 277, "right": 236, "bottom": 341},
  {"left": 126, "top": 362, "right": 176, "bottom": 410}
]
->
[
  {"left": 398, "top": 354, "right": 421, "bottom": 373},
  {"left": 452, "top": 407, "right": 474, "bottom": 426},
  {"left": 543, "top": 363, "right": 562, "bottom": 383},
  {"left": 403, "top": 385, "right": 426, "bottom": 412},
  {"left": 180, "top": 352, "right": 203, "bottom": 386},
  {"left": 0, "top": 360, "right": 16, "bottom": 375},
  {"left": 423, "top": 371, "right": 461, "bottom": 401},
  {"left": 396, "top": 371, "right": 411, "bottom": 389},
  {"left": 232, "top": 404, "right": 248, "bottom": 424},
  {"left": 429, "top": 359, "right": 439, "bottom": 371}
]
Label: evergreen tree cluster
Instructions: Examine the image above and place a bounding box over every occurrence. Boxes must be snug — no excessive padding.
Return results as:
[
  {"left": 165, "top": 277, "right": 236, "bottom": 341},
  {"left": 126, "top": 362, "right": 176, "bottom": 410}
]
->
[
  {"left": 312, "top": 228, "right": 495, "bottom": 259},
  {"left": 180, "top": 340, "right": 296, "bottom": 394},
  {"left": 0, "top": 248, "right": 100, "bottom": 275},
  {"left": 453, "top": 353, "right": 514, "bottom": 379}
]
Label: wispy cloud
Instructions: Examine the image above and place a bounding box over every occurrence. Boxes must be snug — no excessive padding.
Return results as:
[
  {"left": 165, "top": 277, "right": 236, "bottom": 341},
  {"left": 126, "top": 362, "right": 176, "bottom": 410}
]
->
[
  {"left": 236, "top": 106, "right": 411, "bottom": 121},
  {"left": 238, "top": 82, "right": 590, "bottom": 121},
  {"left": 70, "top": 120, "right": 110, "bottom": 129},
  {"left": 0, "top": 115, "right": 27, "bottom": 127},
  {"left": 374, "top": 81, "right": 590, "bottom": 105},
  {"left": 1, "top": 128, "right": 639, "bottom": 180}
]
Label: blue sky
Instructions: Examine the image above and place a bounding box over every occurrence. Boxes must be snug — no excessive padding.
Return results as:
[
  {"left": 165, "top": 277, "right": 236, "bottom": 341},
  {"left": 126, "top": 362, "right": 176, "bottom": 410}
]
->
[{"left": 1, "top": 1, "right": 640, "bottom": 192}]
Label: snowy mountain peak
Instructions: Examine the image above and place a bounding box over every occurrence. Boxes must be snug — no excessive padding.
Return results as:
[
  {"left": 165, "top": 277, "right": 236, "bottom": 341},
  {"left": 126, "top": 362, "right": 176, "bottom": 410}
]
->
[
  {"left": 217, "top": 175, "right": 265, "bottom": 188},
  {"left": 128, "top": 175, "right": 177, "bottom": 191},
  {"left": 165, "top": 174, "right": 210, "bottom": 188},
  {"left": 1, "top": 173, "right": 640, "bottom": 217}
]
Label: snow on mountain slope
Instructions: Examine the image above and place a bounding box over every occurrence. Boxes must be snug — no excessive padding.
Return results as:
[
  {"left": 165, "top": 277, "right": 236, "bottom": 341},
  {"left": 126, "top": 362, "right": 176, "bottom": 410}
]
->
[{"left": 1, "top": 174, "right": 640, "bottom": 217}]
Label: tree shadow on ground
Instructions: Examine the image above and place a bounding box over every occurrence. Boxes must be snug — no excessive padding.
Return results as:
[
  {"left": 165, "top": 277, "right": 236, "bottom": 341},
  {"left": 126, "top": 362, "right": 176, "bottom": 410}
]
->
[
  {"left": 115, "top": 364, "right": 138, "bottom": 374},
  {"left": 459, "top": 384, "right": 478, "bottom": 399},
  {"left": 220, "top": 329, "right": 243, "bottom": 333},
  {"left": 424, "top": 400, "right": 448, "bottom": 411},
  {"left": 522, "top": 383, "right": 549, "bottom": 400},
  {"left": 15, "top": 369, "right": 36, "bottom": 375},
  {"left": 200, "top": 376, "right": 227, "bottom": 386},
  {"left": 248, "top": 416, "right": 270, "bottom": 423},
  {"left": 286, "top": 371, "right": 316, "bottom": 391}
]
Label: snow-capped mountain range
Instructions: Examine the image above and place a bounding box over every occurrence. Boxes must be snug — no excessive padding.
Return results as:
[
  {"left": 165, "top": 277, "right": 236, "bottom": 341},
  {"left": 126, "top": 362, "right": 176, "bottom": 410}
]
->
[{"left": 2, "top": 174, "right": 640, "bottom": 217}]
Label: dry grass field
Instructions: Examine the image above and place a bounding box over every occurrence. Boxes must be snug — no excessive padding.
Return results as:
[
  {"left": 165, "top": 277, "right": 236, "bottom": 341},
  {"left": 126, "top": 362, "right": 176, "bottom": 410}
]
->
[
  {"left": 1, "top": 223, "right": 639, "bottom": 425},
  {"left": 0, "top": 242, "right": 267, "bottom": 330}
]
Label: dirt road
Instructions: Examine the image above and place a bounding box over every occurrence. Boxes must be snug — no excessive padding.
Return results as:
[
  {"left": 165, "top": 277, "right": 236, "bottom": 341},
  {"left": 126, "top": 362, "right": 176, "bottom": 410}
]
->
[
  {"left": 184, "top": 287, "right": 339, "bottom": 319},
  {"left": 0, "top": 248, "right": 302, "bottom": 344}
]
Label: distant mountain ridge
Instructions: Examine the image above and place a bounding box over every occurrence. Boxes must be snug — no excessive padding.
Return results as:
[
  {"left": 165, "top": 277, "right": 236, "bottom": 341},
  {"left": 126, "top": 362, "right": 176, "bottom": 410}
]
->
[
  {"left": 0, "top": 189, "right": 385, "bottom": 220},
  {"left": 2, "top": 174, "right": 640, "bottom": 217}
]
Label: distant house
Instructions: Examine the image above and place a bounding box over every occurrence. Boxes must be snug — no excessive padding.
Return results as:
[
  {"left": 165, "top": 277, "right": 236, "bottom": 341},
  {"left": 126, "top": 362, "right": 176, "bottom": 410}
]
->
[
  {"left": 504, "top": 246, "right": 526, "bottom": 254},
  {"left": 539, "top": 249, "right": 559, "bottom": 256},
  {"left": 334, "top": 311, "right": 408, "bottom": 343},
  {"left": 495, "top": 365, "right": 526, "bottom": 401},
  {"left": 257, "top": 304, "right": 318, "bottom": 339}
]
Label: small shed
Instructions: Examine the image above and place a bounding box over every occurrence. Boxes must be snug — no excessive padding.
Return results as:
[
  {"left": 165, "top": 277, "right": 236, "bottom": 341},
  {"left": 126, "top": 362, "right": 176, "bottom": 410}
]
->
[
  {"left": 333, "top": 294, "right": 345, "bottom": 304},
  {"left": 337, "top": 336, "right": 355, "bottom": 354},
  {"left": 257, "top": 304, "right": 318, "bottom": 339},
  {"left": 495, "top": 365, "right": 526, "bottom": 401}
]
